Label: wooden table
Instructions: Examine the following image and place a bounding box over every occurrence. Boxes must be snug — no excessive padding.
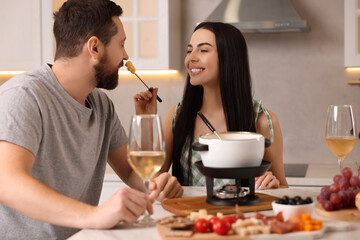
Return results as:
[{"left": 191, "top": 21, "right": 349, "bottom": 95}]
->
[{"left": 68, "top": 186, "right": 360, "bottom": 240}]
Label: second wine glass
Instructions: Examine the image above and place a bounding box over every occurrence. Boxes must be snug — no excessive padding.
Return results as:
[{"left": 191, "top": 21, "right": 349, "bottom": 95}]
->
[
  {"left": 325, "top": 105, "right": 357, "bottom": 171},
  {"left": 127, "top": 114, "right": 165, "bottom": 226}
]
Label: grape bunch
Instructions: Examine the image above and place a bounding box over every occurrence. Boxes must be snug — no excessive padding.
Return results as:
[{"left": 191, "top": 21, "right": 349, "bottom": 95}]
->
[{"left": 317, "top": 167, "right": 360, "bottom": 211}]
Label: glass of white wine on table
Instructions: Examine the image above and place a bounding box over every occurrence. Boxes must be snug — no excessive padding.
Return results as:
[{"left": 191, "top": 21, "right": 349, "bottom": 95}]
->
[
  {"left": 128, "top": 114, "right": 165, "bottom": 227},
  {"left": 325, "top": 105, "right": 357, "bottom": 171}
]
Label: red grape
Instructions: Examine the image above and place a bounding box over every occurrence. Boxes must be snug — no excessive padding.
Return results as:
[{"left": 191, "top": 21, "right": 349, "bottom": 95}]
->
[
  {"left": 329, "top": 183, "right": 340, "bottom": 193},
  {"left": 350, "top": 176, "right": 360, "bottom": 187},
  {"left": 321, "top": 189, "right": 332, "bottom": 200},
  {"left": 317, "top": 195, "right": 326, "bottom": 203},
  {"left": 346, "top": 190, "right": 355, "bottom": 200},
  {"left": 321, "top": 185, "right": 330, "bottom": 192},
  {"left": 330, "top": 193, "right": 341, "bottom": 204},
  {"left": 345, "top": 190, "right": 355, "bottom": 208},
  {"left": 333, "top": 202, "right": 343, "bottom": 210},
  {"left": 353, "top": 187, "right": 360, "bottom": 195},
  {"left": 338, "top": 190, "right": 347, "bottom": 200},
  {"left": 333, "top": 174, "right": 343, "bottom": 184},
  {"left": 342, "top": 167, "right": 353, "bottom": 179},
  {"left": 322, "top": 200, "right": 334, "bottom": 211},
  {"left": 339, "top": 178, "right": 350, "bottom": 190}
]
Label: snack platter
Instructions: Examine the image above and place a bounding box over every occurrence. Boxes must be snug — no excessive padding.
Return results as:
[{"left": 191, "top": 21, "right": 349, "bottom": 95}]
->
[
  {"left": 155, "top": 166, "right": 359, "bottom": 239},
  {"left": 157, "top": 192, "right": 354, "bottom": 240},
  {"left": 156, "top": 218, "right": 351, "bottom": 240}
]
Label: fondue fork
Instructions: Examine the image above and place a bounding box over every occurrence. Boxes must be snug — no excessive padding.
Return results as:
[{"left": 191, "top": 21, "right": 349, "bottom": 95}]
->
[
  {"left": 125, "top": 61, "right": 162, "bottom": 103},
  {"left": 197, "top": 111, "right": 222, "bottom": 140}
]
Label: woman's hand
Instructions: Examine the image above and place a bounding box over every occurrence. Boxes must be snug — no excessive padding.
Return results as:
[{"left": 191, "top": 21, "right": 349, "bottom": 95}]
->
[
  {"left": 255, "top": 171, "right": 280, "bottom": 190},
  {"left": 133, "top": 87, "right": 158, "bottom": 115},
  {"left": 148, "top": 172, "right": 183, "bottom": 202}
]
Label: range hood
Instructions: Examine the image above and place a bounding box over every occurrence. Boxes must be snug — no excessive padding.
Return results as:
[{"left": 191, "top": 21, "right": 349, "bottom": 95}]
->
[{"left": 206, "top": 0, "right": 309, "bottom": 33}]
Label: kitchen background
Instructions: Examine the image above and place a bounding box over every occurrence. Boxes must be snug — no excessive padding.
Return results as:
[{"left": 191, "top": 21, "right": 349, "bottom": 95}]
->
[{"left": 1, "top": 0, "right": 360, "bottom": 174}]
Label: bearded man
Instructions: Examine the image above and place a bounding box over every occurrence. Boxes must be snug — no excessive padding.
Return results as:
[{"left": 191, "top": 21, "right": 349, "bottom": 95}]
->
[{"left": 0, "top": 0, "right": 183, "bottom": 239}]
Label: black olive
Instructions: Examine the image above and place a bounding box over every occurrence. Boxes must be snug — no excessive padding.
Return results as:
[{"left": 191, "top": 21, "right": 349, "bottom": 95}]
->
[
  {"left": 278, "top": 195, "right": 313, "bottom": 205},
  {"left": 282, "top": 195, "right": 290, "bottom": 204},
  {"left": 299, "top": 199, "right": 307, "bottom": 205},
  {"left": 289, "top": 199, "right": 296, "bottom": 205},
  {"left": 294, "top": 196, "right": 302, "bottom": 202}
]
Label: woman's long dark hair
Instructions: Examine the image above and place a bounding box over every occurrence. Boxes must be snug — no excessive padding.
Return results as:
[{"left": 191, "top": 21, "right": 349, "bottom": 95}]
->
[{"left": 172, "top": 22, "right": 256, "bottom": 185}]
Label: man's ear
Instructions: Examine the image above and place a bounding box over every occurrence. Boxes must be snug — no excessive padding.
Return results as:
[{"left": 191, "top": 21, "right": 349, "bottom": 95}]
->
[{"left": 87, "top": 36, "right": 104, "bottom": 60}]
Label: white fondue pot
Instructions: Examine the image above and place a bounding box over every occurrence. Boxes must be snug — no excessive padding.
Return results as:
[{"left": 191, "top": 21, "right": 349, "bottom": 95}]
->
[{"left": 192, "top": 132, "right": 270, "bottom": 168}]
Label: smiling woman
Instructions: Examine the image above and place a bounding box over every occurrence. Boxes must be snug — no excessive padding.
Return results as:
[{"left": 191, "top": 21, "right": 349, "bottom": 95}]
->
[{"left": 133, "top": 22, "right": 288, "bottom": 189}]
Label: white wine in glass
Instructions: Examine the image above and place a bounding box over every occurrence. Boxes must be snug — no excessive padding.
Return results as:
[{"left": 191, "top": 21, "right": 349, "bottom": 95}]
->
[
  {"left": 325, "top": 105, "right": 357, "bottom": 170},
  {"left": 128, "top": 114, "right": 165, "bottom": 226}
]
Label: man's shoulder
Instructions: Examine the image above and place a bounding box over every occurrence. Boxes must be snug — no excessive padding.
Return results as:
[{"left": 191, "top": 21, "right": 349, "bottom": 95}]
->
[{"left": 1, "top": 65, "right": 50, "bottom": 91}]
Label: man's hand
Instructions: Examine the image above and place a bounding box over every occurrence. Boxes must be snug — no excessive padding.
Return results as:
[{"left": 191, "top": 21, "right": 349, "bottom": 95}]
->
[
  {"left": 88, "top": 187, "right": 153, "bottom": 229},
  {"left": 133, "top": 87, "right": 158, "bottom": 114},
  {"left": 149, "top": 172, "right": 183, "bottom": 202}
]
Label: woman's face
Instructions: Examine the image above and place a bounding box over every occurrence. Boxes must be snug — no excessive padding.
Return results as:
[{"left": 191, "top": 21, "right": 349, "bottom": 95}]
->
[{"left": 185, "top": 28, "right": 219, "bottom": 87}]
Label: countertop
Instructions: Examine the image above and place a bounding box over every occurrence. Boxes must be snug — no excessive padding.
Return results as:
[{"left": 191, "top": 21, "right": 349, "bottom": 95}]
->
[
  {"left": 68, "top": 185, "right": 360, "bottom": 240},
  {"left": 286, "top": 163, "right": 358, "bottom": 187}
]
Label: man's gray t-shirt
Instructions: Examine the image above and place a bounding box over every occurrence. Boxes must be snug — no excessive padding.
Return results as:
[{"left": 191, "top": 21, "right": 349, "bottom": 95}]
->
[{"left": 0, "top": 64, "right": 128, "bottom": 239}]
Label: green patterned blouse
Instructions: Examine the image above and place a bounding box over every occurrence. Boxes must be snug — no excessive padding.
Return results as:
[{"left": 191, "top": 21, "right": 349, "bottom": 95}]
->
[{"left": 171, "top": 100, "right": 274, "bottom": 186}]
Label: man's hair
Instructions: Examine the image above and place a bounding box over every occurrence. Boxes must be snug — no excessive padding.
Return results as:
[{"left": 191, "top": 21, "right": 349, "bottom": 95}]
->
[{"left": 53, "top": 0, "right": 123, "bottom": 60}]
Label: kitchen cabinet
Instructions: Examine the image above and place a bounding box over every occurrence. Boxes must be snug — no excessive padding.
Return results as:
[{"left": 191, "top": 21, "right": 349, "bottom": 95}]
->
[
  {"left": 0, "top": 0, "right": 53, "bottom": 71},
  {"left": 0, "top": 0, "right": 180, "bottom": 71},
  {"left": 345, "top": 0, "right": 360, "bottom": 67},
  {"left": 115, "top": 0, "right": 181, "bottom": 70}
]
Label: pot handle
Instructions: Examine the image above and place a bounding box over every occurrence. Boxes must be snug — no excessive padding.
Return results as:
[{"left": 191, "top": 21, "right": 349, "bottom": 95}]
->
[
  {"left": 265, "top": 139, "right": 271, "bottom": 148},
  {"left": 192, "top": 142, "right": 209, "bottom": 151}
]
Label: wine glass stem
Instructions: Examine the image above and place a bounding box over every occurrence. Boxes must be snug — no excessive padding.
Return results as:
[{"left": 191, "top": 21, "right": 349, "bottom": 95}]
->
[
  {"left": 338, "top": 157, "right": 344, "bottom": 171},
  {"left": 143, "top": 180, "right": 151, "bottom": 221}
]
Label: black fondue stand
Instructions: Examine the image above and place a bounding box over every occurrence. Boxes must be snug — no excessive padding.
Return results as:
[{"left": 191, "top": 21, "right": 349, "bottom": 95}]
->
[
  {"left": 194, "top": 160, "right": 272, "bottom": 206},
  {"left": 194, "top": 112, "right": 271, "bottom": 206}
]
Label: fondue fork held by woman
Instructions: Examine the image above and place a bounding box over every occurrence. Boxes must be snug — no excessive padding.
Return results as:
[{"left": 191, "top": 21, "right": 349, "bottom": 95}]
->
[{"left": 134, "top": 22, "right": 288, "bottom": 189}]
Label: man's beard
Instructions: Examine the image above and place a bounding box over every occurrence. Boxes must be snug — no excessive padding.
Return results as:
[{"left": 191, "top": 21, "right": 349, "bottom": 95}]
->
[{"left": 94, "top": 53, "right": 120, "bottom": 90}]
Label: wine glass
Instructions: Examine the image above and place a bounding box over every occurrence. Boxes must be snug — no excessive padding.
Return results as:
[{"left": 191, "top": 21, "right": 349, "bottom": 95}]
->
[
  {"left": 128, "top": 114, "right": 165, "bottom": 226},
  {"left": 325, "top": 105, "right": 357, "bottom": 170}
]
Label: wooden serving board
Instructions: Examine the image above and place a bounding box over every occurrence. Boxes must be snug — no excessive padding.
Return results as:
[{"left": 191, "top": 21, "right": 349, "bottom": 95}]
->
[
  {"left": 157, "top": 221, "right": 351, "bottom": 240},
  {"left": 161, "top": 193, "right": 278, "bottom": 216},
  {"left": 157, "top": 224, "right": 249, "bottom": 240},
  {"left": 315, "top": 203, "right": 360, "bottom": 221}
]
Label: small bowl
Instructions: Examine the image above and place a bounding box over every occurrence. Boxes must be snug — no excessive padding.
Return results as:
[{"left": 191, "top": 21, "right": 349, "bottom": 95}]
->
[{"left": 271, "top": 201, "right": 315, "bottom": 221}]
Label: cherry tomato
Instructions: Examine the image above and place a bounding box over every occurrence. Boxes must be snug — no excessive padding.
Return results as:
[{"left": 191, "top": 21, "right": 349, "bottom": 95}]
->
[
  {"left": 222, "top": 215, "right": 236, "bottom": 225},
  {"left": 208, "top": 216, "right": 220, "bottom": 231},
  {"left": 194, "top": 218, "right": 210, "bottom": 233},
  {"left": 212, "top": 219, "right": 231, "bottom": 235}
]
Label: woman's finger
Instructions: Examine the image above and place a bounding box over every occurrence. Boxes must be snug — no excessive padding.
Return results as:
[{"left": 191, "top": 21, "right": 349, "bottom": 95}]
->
[
  {"left": 255, "top": 175, "right": 266, "bottom": 189},
  {"left": 256, "top": 171, "right": 273, "bottom": 189},
  {"left": 259, "top": 173, "right": 279, "bottom": 189}
]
